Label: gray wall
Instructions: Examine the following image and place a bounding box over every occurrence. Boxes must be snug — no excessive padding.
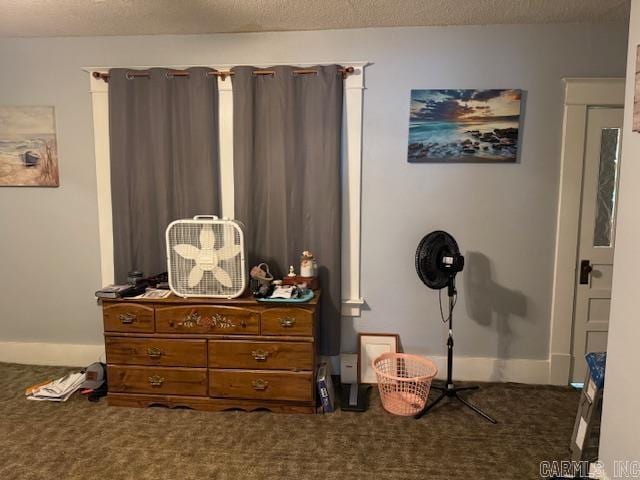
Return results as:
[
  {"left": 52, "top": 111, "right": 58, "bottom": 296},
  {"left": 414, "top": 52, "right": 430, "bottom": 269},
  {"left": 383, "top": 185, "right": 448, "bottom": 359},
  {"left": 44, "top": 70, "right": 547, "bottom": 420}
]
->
[
  {"left": 0, "top": 24, "right": 627, "bottom": 361},
  {"left": 599, "top": 1, "right": 640, "bottom": 473}
]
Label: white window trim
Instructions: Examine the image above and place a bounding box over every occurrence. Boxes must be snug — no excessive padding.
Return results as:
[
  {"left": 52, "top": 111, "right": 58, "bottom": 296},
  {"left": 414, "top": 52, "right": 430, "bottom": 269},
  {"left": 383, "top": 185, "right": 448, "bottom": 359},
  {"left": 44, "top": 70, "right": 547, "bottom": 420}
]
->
[{"left": 85, "top": 62, "right": 367, "bottom": 317}]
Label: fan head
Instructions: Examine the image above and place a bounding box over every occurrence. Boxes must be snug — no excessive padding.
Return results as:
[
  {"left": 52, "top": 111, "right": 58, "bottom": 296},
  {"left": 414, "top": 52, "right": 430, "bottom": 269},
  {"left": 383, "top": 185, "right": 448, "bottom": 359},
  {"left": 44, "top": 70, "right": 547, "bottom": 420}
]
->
[
  {"left": 166, "top": 216, "right": 247, "bottom": 298},
  {"left": 415, "top": 231, "right": 464, "bottom": 289}
]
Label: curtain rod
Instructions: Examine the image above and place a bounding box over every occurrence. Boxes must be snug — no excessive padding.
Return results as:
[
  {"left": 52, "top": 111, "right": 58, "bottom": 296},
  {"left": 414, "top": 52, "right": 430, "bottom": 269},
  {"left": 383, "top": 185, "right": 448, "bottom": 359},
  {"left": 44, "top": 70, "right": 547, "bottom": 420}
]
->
[{"left": 92, "top": 66, "right": 354, "bottom": 82}]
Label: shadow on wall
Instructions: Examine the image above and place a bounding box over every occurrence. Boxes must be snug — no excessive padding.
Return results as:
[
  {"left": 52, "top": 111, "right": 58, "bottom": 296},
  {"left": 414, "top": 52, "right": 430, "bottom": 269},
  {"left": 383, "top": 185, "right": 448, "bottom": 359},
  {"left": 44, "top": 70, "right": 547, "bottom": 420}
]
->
[{"left": 463, "top": 251, "right": 528, "bottom": 381}]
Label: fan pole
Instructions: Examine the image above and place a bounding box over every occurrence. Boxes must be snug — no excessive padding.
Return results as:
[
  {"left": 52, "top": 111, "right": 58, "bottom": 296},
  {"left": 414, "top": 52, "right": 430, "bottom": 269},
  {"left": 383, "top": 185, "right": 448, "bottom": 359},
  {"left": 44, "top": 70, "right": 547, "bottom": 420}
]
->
[
  {"left": 415, "top": 275, "right": 497, "bottom": 424},
  {"left": 446, "top": 276, "right": 455, "bottom": 389}
]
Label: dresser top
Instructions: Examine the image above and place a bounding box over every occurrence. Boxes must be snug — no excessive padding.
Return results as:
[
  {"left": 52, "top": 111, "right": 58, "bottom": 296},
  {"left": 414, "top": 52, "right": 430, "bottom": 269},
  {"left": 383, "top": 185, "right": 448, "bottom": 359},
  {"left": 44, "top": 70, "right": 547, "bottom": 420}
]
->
[{"left": 101, "top": 290, "right": 320, "bottom": 306}]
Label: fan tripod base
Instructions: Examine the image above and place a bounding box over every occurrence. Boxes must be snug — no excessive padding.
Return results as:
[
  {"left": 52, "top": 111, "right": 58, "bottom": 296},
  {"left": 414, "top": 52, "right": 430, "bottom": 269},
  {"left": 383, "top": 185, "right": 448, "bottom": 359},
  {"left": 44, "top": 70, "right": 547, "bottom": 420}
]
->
[{"left": 415, "top": 383, "right": 497, "bottom": 424}]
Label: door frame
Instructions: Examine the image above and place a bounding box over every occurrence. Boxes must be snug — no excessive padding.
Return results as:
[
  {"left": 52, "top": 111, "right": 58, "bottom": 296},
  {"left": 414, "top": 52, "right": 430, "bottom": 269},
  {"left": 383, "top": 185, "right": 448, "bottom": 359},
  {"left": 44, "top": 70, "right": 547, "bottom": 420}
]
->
[{"left": 548, "top": 78, "right": 624, "bottom": 385}]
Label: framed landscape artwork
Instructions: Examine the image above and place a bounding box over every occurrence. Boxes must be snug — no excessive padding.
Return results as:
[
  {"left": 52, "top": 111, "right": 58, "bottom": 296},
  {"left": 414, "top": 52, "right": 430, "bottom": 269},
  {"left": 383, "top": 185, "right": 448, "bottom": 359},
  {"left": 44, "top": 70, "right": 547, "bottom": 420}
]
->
[
  {"left": 0, "top": 106, "right": 59, "bottom": 186},
  {"left": 408, "top": 89, "right": 522, "bottom": 163}
]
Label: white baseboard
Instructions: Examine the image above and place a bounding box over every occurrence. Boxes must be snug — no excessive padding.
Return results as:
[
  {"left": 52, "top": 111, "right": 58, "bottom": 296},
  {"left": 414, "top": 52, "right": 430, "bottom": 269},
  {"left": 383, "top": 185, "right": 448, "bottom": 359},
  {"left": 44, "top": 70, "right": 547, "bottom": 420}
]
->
[
  {"left": 427, "top": 355, "right": 550, "bottom": 384},
  {"left": 549, "top": 353, "right": 572, "bottom": 385},
  {"left": 0, "top": 341, "right": 105, "bottom": 367},
  {"left": 0, "top": 341, "right": 550, "bottom": 384}
]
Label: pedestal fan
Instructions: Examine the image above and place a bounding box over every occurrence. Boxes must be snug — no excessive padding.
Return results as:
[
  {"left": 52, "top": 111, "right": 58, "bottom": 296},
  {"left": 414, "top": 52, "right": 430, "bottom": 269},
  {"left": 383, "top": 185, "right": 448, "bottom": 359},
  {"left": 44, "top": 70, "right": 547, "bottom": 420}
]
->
[{"left": 415, "top": 231, "right": 496, "bottom": 423}]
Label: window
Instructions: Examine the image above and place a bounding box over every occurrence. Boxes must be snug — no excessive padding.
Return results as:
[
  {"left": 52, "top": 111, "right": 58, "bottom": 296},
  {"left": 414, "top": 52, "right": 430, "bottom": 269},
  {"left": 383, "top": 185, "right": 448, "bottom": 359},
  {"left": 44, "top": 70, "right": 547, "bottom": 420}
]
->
[{"left": 86, "top": 62, "right": 367, "bottom": 316}]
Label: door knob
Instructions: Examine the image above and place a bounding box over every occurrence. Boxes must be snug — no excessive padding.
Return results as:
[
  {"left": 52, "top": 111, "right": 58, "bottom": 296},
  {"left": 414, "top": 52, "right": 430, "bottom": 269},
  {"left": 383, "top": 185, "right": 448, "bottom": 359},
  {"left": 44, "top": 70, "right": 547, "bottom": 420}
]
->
[{"left": 579, "top": 260, "right": 593, "bottom": 285}]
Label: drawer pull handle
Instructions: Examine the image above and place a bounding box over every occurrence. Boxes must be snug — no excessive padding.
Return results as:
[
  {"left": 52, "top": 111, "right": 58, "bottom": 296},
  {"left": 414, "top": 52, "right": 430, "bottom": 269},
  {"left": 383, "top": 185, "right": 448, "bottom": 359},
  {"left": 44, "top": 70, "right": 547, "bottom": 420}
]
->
[
  {"left": 251, "top": 379, "right": 269, "bottom": 390},
  {"left": 148, "top": 375, "right": 165, "bottom": 387},
  {"left": 147, "top": 347, "right": 162, "bottom": 358},
  {"left": 119, "top": 312, "right": 136, "bottom": 324},
  {"left": 280, "top": 317, "right": 296, "bottom": 328},
  {"left": 251, "top": 349, "right": 269, "bottom": 361}
]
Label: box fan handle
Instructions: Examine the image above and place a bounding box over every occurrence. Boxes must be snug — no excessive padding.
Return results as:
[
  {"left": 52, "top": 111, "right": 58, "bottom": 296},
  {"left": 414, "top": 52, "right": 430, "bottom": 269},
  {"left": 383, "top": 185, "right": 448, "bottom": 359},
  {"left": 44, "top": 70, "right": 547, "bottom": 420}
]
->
[{"left": 193, "top": 215, "right": 219, "bottom": 220}]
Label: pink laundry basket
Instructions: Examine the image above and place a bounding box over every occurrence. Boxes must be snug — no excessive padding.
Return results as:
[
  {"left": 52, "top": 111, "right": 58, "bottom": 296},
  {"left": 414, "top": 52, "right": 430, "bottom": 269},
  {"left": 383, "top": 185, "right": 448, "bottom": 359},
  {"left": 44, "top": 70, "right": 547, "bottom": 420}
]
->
[{"left": 372, "top": 352, "right": 438, "bottom": 416}]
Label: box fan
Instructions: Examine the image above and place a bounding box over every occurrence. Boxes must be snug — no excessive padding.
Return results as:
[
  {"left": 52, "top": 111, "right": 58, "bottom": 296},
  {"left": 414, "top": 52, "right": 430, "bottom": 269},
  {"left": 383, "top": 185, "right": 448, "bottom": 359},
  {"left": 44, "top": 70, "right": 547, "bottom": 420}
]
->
[{"left": 166, "top": 215, "right": 247, "bottom": 298}]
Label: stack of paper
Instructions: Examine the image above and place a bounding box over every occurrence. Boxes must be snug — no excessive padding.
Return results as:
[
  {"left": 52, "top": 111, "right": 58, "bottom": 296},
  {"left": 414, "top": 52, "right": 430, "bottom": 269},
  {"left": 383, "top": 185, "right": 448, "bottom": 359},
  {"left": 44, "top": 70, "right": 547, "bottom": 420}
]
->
[
  {"left": 26, "top": 372, "right": 86, "bottom": 402},
  {"left": 133, "top": 288, "right": 172, "bottom": 299}
]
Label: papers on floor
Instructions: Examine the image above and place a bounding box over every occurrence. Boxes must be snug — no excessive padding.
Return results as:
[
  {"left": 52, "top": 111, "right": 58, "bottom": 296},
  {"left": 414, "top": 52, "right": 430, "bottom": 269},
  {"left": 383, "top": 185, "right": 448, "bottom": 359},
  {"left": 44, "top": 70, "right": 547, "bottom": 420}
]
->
[{"left": 26, "top": 372, "right": 86, "bottom": 402}]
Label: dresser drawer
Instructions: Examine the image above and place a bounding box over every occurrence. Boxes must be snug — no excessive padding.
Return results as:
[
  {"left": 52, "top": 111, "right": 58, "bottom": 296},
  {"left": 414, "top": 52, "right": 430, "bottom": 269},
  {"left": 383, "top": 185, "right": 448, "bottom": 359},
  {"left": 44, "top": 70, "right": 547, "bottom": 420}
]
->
[
  {"left": 208, "top": 340, "right": 313, "bottom": 370},
  {"left": 108, "top": 366, "right": 207, "bottom": 396},
  {"left": 103, "top": 303, "right": 154, "bottom": 333},
  {"left": 106, "top": 337, "right": 207, "bottom": 367},
  {"left": 261, "top": 308, "right": 314, "bottom": 336},
  {"left": 155, "top": 306, "right": 259, "bottom": 335},
  {"left": 209, "top": 369, "right": 313, "bottom": 402}
]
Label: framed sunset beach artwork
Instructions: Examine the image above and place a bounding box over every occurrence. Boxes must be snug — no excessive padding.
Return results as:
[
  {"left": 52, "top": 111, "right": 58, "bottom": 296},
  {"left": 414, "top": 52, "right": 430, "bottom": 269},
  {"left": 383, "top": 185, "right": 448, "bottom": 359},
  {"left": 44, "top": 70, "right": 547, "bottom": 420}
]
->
[{"left": 408, "top": 89, "right": 522, "bottom": 163}]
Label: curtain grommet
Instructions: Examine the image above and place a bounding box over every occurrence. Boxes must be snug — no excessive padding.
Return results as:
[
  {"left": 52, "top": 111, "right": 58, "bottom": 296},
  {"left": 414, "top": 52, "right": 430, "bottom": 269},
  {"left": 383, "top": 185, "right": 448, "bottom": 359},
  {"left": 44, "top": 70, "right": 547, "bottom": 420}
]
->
[
  {"left": 125, "top": 72, "right": 134, "bottom": 80},
  {"left": 292, "top": 70, "right": 318, "bottom": 78},
  {"left": 251, "top": 70, "right": 275, "bottom": 78}
]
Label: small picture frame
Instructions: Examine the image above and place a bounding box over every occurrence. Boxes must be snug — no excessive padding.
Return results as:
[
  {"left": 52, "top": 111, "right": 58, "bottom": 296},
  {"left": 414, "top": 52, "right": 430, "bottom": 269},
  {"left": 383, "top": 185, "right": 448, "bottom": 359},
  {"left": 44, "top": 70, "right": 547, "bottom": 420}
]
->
[{"left": 358, "top": 333, "right": 400, "bottom": 384}]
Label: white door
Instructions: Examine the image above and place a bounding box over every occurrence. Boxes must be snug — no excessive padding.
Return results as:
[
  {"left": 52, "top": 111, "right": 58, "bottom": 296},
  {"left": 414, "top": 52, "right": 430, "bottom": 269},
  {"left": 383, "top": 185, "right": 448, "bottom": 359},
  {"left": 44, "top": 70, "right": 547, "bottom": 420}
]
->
[{"left": 572, "top": 107, "right": 623, "bottom": 382}]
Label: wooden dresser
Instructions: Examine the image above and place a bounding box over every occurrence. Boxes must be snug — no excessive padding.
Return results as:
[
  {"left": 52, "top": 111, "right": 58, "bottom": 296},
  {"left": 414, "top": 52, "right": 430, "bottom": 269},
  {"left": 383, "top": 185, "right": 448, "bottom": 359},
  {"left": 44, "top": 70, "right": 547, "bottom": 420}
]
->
[{"left": 101, "top": 292, "right": 319, "bottom": 414}]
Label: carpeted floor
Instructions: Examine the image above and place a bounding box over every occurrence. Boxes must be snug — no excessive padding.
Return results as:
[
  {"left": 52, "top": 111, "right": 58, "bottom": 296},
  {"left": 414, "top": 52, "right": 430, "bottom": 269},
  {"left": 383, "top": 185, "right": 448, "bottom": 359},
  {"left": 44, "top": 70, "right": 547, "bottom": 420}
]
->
[{"left": 0, "top": 362, "right": 578, "bottom": 480}]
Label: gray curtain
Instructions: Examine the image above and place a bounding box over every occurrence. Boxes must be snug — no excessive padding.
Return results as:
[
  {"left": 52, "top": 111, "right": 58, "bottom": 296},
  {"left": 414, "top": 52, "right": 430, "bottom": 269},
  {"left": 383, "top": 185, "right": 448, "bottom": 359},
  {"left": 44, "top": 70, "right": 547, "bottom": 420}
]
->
[
  {"left": 108, "top": 67, "right": 220, "bottom": 282},
  {"left": 232, "top": 65, "right": 343, "bottom": 355}
]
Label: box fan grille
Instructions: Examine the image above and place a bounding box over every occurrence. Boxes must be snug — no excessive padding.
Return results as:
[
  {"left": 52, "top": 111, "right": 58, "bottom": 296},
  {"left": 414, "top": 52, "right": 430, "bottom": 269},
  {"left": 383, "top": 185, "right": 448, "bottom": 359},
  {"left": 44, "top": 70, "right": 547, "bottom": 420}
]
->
[{"left": 166, "top": 216, "right": 247, "bottom": 298}]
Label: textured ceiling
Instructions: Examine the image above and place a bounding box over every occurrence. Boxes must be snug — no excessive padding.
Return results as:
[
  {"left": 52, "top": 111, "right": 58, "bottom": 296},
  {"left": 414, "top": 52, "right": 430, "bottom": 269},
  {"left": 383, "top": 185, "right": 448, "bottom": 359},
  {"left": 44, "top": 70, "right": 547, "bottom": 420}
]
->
[{"left": 0, "top": 0, "right": 631, "bottom": 37}]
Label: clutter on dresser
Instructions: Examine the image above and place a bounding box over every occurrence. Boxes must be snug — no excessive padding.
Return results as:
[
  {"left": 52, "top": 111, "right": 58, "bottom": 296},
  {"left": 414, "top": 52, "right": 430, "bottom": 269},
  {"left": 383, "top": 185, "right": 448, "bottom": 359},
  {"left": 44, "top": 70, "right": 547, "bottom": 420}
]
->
[
  {"left": 271, "top": 283, "right": 295, "bottom": 299},
  {"left": 251, "top": 266, "right": 315, "bottom": 302},
  {"left": 127, "top": 270, "right": 144, "bottom": 285},
  {"left": 95, "top": 284, "right": 138, "bottom": 299},
  {"left": 250, "top": 250, "right": 319, "bottom": 301},
  {"left": 95, "top": 272, "right": 169, "bottom": 299},
  {"left": 300, "top": 251, "right": 318, "bottom": 277},
  {"left": 257, "top": 286, "right": 315, "bottom": 303},
  {"left": 251, "top": 275, "right": 315, "bottom": 302},
  {"left": 133, "top": 288, "right": 172, "bottom": 299},
  {"left": 282, "top": 275, "right": 319, "bottom": 290},
  {"left": 250, "top": 262, "right": 275, "bottom": 298},
  {"left": 289, "top": 251, "right": 320, "bottom": 289}
]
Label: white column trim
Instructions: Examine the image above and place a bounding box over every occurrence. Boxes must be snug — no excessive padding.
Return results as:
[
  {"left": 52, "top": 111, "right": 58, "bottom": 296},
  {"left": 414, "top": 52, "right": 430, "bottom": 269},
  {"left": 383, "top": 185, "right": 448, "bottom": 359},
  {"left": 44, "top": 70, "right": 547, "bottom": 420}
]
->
[
  {"left": 218, "top": 77, "right": 235, "bottom": 219},
  {"left": 341, "top": 63, "right": 367, "bottom": 316},
  {"left": 89, "top": 75, "right": 114, "bottom": 287},
  {"left": 548, "top": 77, "right": 624, "bottom": 385},
  {"left": 84, "top": 62, "right": 368, "bottom": 316}
]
